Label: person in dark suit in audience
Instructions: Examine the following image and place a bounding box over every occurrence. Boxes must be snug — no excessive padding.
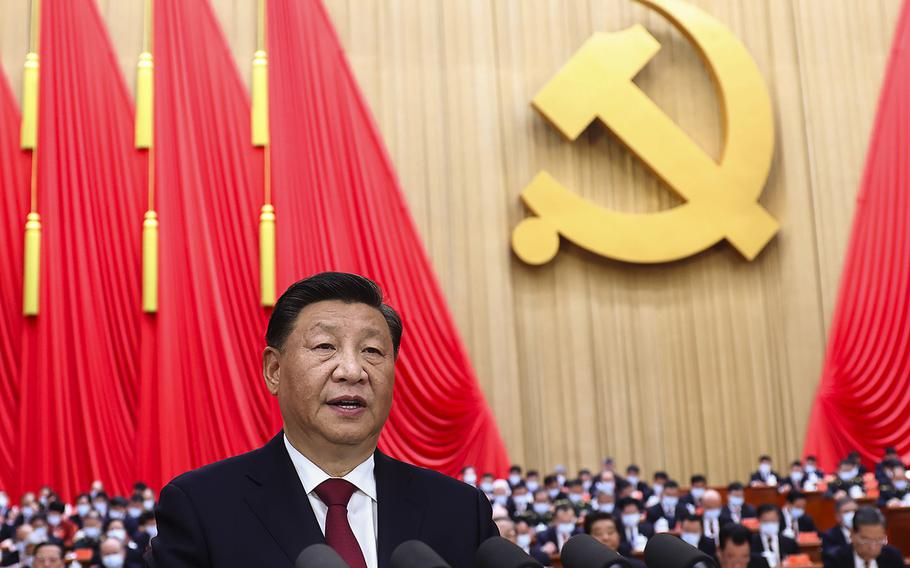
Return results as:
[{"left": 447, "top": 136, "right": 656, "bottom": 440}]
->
[
  {"left": 148, "top": 273, "right": 498, "bottom": 568},
  {"left": 878, "top": 463, "right": 910, "bottom": 507},
  {"left": 821, "top": 497, "right": 858, "bottom": 564},
  {"left": 780, "top": 491, "right": 817, "bottom": 537},
  {"left": 681, "top": 513, "right": 717, "bottom": 558},
  {"left": 827, "top": 459, "right": 866, "bottom": 499},
  {"left": 617, "top": 497, "right": 654, "bottom": 553},
  {"left": 847, "top": 452, "right": 868, "bottom": 476},
  {"left": 875, "top": 448, "right": 903, "bottom": 486},
  {"left": 585, "top": 512, "right": 647, "bottom": 568},
  {"left": 544, "top": 475, "right": 568, "bottom": 502},
  {"left": 682, "top": 475, "right": 708, "bottom": 509},
  {"left": 750, "top": 456, "right": 781, "bottom": 487},
  {"left": 646, "top": 480, "right": 688, "bottom": 529},
  {"left": 804, "top": 455, "right": 825, "bottom": 484},
  {"left": 721, "top": 482, "right": 757, "bottom": 524},
  {"left": 780, "top": 461, "right": 807, "bottom": 492},
  {"left": 536, "top": 503, "right": 582, "bottom": 555},
  {"left": 824, "top": 506, "right": 906, "bottom": 568},
  {"left": 507, "top": 482, "right": 532, "bottom": 519},
  {"left": 718, "top": 523, "right": 770, "bottom": 568},
  {"left": 625, "top": 465, "right": 651, "bottom": 499},
  {"left": 496, "top": 516, "right": 551, "bottom": 566},
  {"left": 750, "top": 504, "right": 799, "bottom": 567}
]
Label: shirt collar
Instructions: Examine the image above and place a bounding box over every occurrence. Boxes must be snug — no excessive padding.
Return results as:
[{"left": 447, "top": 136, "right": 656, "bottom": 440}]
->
[{"left": 283, "top": 434, "right": 377, "bottom": 501}]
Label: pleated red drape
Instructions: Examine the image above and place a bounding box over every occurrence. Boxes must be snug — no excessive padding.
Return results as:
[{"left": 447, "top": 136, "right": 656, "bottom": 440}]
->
[
  {"left": 267, "top": 0, "right": 510, "bottom": 475},
  {"left": 136, "top": 0, "right": 280, "bottom": 490},
  {"left": 16, "top": 0, "right": 145, "bottom": 499},
  {"left": 0, "top": 68, "right": 30, "bottom": 493},
  {"left": 804, "top": 0, "right": 910, "bottom": 470}
]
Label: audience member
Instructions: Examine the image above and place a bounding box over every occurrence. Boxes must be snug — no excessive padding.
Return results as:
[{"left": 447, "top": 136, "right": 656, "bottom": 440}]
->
[
  {"left": 827, "top": 460, "right": 866, "bottom": 499},
  {"left": 701, "top": 490, "right": 724, "bottom": 547},
  {"left": 718, "top": 523, "right": 765, "bottom": 568},
  {"left": 824, "top": 506, "right": 906, "bottom": 568},
  {"left": 750, "top": 504, "right": 799, "bottom": 568},
  {"left": 751, "top": 456, "right": 781, "bottom": 487},
  {"left": 646, "top": 480, "right": 687, "bottom": 529},
  {"left": 822, "top": 497, "right": 858, "bottom": 563},
  {"left": 680, "top": 513, "right": 716, "bottom": 558},
  {"left": 722, "top": 482, "right": 757, "bottom": 524},
  {"left": 780, "top": 490, "right": 817, "bottom": 538},
  {"left": 584, "top": 512, "right": 647, "bottom": 568},
  {"left": 683, "top": 475, "right": 708, "bottom": 509},
  {"left": 879, "top": 463, "right": 910, "bottom": 507},
  {"left": 618, "top": 497, "right": 653, "bottom": 553},
  {"left": 536, "top": 503, "right": 581, "bottom": 555}
]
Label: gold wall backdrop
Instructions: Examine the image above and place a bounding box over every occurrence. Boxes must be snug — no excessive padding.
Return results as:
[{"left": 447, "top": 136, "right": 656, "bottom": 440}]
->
[{"left": 0, "top": 0, "right": 901, "bottom": 482}]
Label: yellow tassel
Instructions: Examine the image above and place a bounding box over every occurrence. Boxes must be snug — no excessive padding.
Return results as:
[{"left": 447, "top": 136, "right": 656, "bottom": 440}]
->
[
  {"left": 259, "top": 204, "right": 276, "bottom": 306},
  {"left": 251, "top": 50, "right": 269, "bottom": 146},
  {"left": 142, "top": 210, "right": 158, "bottom": 313},
  {"left": 20, "top": 53, "right": 39, "bottom": 150},
  {"left": 23, "top": 212, "right": 41, "bottom": 316},
  {"left": 135, "top": 52, "right": 154, "bottom": 149}
]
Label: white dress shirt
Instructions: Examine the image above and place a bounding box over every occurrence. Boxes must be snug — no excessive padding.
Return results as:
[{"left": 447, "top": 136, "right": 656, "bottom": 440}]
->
[
  {"left": 854, "top": 551, "right": 877, "bottom": 568},
  {"left": 283, "top": 435, "right": 378, "bottom": 568}
]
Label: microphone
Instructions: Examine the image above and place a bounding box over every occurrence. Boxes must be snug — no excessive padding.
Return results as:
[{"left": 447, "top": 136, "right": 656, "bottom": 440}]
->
[
  {"left": 644, "top": 533, "right": 719, "bottom": 568},
  {"left": 561, "top": 534, "right": 632, "bottom": 568},
  {"left": 390, "top": 540, "right": 452, "bottom": 568},
  {"left": 295, "top": 543, "right": 350, "bottom": 568},
  {"left": 475, "top": 536, "right": 543, "bottom": 568}
]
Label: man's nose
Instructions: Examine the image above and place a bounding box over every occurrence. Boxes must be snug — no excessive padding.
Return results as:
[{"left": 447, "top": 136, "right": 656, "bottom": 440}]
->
[{"left": 332, "top": 348, "right": 367, "bottom": 383}]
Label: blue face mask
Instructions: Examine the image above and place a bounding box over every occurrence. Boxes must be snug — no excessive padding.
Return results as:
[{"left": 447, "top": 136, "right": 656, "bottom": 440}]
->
[
  {"left": 704, "top": 508, "right": 721, "bottom": 520},
  {"left": 791, "top": 507, "right": 804, "bottom": 519}
]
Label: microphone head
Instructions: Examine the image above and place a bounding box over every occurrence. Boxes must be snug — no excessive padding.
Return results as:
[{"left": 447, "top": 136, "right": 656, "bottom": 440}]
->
[
  {"left": 644, "top": 533, "right": 719, "bottom": 568},
  {"left": 561, "top": 534, "right": 632, "bottom": 568},
  {"left": 475, "top": 536, "right": 543, "bottom": 568},
  {"left": 390, "top": 540, "right": 452, "bottom": 568},
  {"left": 295, "top": 543, "right": 350, "bottom": 568}
]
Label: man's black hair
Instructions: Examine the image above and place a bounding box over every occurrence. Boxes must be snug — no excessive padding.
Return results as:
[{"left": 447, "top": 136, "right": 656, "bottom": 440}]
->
[
  {"left": 853, "top": 506, "right": 886, "bottom": 531},
  {"left": 584, "top": 512, "right": 617, "bottom": 534},
  {"left": 719, "top": 523, "right": 753, "bottom": 550},
  {"left": 266, "top": 272, "right": 402, "bottom": 355}
]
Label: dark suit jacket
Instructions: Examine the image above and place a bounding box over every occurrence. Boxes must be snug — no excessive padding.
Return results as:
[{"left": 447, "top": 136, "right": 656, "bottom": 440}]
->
[
  {"left": 780, "top": 511, "right": 818, "bottom": 534},
  {"left": 825, "top": 544, "right": 906, "bottom": 568},
  {"left": 821, "top": 525, "right": 850, "bottom": 563},
  {"left": 535, "top": 526, "right": 583, "bottom": 549},
  {"left": 148, "top": 432, "right": 498, "bottom": 568},
  {"left": 750, "top": 470, "right": 782, "bottom": 485},
  {"left": 750, "top": 533, "right": 799, "bottom": 560},
  {"left": 720, "top": 504, "right": 757, "bottom": 524},
  {"left": 646, "top": 502, "right": 689, "bottom": 528}
]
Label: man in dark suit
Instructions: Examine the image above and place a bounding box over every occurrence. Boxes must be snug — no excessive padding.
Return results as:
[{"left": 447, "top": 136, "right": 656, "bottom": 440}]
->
[
  {"left": 721, "top": 482, "right": 757, "bottom": 524},
  {"left": 780, "top": 491, "right": 817, "bottom": 537},
  {"left": 617, "top": 497, "right": 654, "bottom": 553},
  {"left": 878, "top": 463, "right": 910, "bottom": 507},
  {"left": 750, "top": 504, "right": 799, "bottom": 567},
  {"left": 681, "top": 513, "right": 717, "bottom": 558},
  {"left": 824, "top": 506, "right": 906, "bottom": 568},
  {"left": 826, "top": 460, "right": 865, "bottom": 499},
  {"left": 536, "top": 504, "right": 582, "bottom": 555},
  {"left": 625, "top": 465, "right": 651, "bottom": 500},
  {"left": 750, "top": 456, "right": 781, "bottom": 486},
  {"left": 682, "top": 475, "right": 709, "bottom": 509},
  {"left": 646, "top": 480, "right": 689, "bottom": 529},
  {"left": 148, "top": 273, "right": 498, "bottom": 568},
  {"left": 821, "top": 497, "right": 858, "bottom": 564},
  {"left": 779, "top": 461, "right": 807, "bottom": 492},
  {"left": 717, "top": 523, "right": 772, "bottom": 568}
]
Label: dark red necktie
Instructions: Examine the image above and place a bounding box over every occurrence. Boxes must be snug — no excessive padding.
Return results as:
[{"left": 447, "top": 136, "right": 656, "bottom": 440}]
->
[{"left": 314, "top": 479, "right": 368, "bottom": 568}]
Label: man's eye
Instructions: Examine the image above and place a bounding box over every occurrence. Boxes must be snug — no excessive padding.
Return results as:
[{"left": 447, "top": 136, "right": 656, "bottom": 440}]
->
[
  {"left": 363, "top": 347, "right": 383, "bottom": 356},
  {"left": 315, "top": 343, "right": 335, "bottom": 350}
]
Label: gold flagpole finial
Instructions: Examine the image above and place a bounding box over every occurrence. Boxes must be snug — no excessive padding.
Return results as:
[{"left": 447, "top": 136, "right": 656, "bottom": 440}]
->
[
  {"left": 22, "top": 0, "right": 41, "bottom": 316},
  {"left": 139, "top": 0, "right": 158, "bottom": 313}
]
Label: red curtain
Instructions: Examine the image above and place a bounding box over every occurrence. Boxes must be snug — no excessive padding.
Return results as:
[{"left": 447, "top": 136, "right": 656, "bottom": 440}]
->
[
  {"left": 15, "top": 0, "right": 145, "bottom": 499},
  {"left": 0, "top": 68, "right": 30, "bottom": 493},
  {"left": 267, "top": 0, "right": 510, "bottom": 475},
  {"left": 804, "top": 0, "right": 910, "bottom": 470}
]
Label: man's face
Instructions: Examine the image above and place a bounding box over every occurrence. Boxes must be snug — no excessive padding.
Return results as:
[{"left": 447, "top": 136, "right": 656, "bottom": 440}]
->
[
  {"left": 837, "top": 502, "right": 858, "bottom": 523},
  {"left": 555, "top": 509, "right": 576, "bottom": 524},
  {"left": 33, "top": 544, "right": 64, "bottom": 567},
  {"left": 534, "top": 491, "right": 550, "bottom": 504},
  {"left": 719, "top": 540, "right": 751, "bottom": 568},
  {"left": 569, "top": 485, "right": 583, "bottom": 496},
  {"left": 790, "top": 498, "right": 807, "bottom": 511},
  {"left": 665, "top": 486, "right": 680, "bottom": 499},
  {"left": 703, "top": 493, "right": 722, "bottom": 510},
  {"left": 513, "top": 487, "right": 528, "bottom": 501},
  {"left": 681, "top": 519, "right": 701, "bottom": 535},
  {"left": 591, "top": 519, "right": 621, "bottom": 550},
  {"left": 693, "top": 481, "right": 707, "bottom": 490},
  {"left": 854, "top": 524, "right": 887, "bottom": 562},
  {"left": 729, "top": 489, "right": 744, "bottom": 501},
  {"left": 265, "top": 300, "right": 395, "bottom": 451},
  {"left": 759, "top": 510, "right": 779, "bottom": 525}
]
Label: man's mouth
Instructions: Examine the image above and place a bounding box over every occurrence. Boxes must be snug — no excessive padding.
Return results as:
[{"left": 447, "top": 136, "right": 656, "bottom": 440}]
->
[{"left": 327, "top": 396, "right": 367, "bottom": 410}]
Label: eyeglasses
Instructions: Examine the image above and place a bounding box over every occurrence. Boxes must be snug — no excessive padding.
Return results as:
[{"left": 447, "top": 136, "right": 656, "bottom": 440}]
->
[{"left": 854, "top": 536, "right": 888, "bottom": 546}]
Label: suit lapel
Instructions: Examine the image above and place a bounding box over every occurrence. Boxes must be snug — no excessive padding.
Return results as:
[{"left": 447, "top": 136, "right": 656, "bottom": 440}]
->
[
  {"left": 244, "top": 432, "right": 325, "bottom": 565},
  {"left": 374, "top": 450, "right": 424, "bottom": 568}
]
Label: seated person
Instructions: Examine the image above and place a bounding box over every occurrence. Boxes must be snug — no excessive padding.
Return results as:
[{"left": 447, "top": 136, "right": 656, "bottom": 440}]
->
[
  {"left": 847, "top": 452, "right": 868, "bottom": 476},
  {"left": 780, "top": 491, "right": 817, "bottom": 537},
  {"left": 592, "top": 471, "right": 617, "bottom": 500},
  {"left": 683, "top": 475, "right": 708, "bottom": 508},
  {"left": 804, "top": 455, "right": 825, "bottom": 485},
  {"left": 490, "top": 479, "right": 512, "bottom": 508},
  {"left": 646, "top": 471, "right": 670, "bottom": 508},
  {"left": 625, "top": 465, "right": 651, "bottom": 499},
  {"left": 592, "top": 489, "right": 617, "bottom": 515},
  {"left": 508, "top": 482, "right": 532, "bottom": 518},
  {"left": 615, "top": 479, "right": 635, "bottom": 501},
  {"left": 646, "top": 480, "right": 688, "bottom": 529},
  {"left": 824, "top": 506, "right": 906, "bottom": 568},
  {"left": 508, "top": 465, "right": 524, "bottom": 488},
  {"left": 718, "top": 523, "right": 770, "bottom": 568},
  {"left": 821, "top": 497, "right": 858, "bottom": 564},
  {"left": 72, "top": 510, "right": 105, "bottom": 566},
  {"left": 518, "top": 489, "right": 554, "bottom": 528},
  {"left": 578, "top": 469, "right": 594, "bottom": 494},
  {"left": 617, "top": 497, "right": 654, "bottom": 552},
  {"left": 750, "top": 504, "right": 798, "bottom": 568},
  {"left": 496, "top": 516, "right": 550, "bottom": 566},
  {"left": 780, "top": 461, "right": 807, "bottom": 492},
  {"left": 525, "top": 470, "right": 541, "bottom": 493},
  {"left": 104, "top": 518, "right": 144, "bottom": 567},
  {"left": 565, "top": 478, "right": 592, "bottom": 515},
  {"left": 544, "top": 475, "right": 567, "bottom": 501},
  {"left": 536, "top": 503, "right": 581, "bottom": 555},
  {"left": 722, "top": 482, "right": 757, "bottom": 524},
  {"left": 680, "top": 513, "right": 717, "bottom": 558},
  {"left": 878, "top": 463, "right": 910, "bottom": 507},
  {"left": 585, "top": 512, "right": 647, "bottom": 568},
  {"left": 827, "top": 460, "right": 865, "bottom": 499},
  {"left": 32, "top": 541, "right": 66, "bottom": 568},
  {"left": 751, "top": 456, "right": 781, "bottom": 486},
  {"left": 701, "top": 490, "right": 725, "bottom": 548}
]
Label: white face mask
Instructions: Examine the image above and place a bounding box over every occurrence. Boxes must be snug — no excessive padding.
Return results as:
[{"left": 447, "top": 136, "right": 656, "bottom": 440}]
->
[
  {"left": 595, "top": 502, "right": 615, "bottom": 514},
  {"left": 806, "top": 464, "right": 817, "bottom": 473},
  {"left": 791, "top": 507, "right": 804, "bottom": 519},
  {"left": 47, "top": 513, "right": 62, "bottom": 526},
  {"left": 759, "top": 463, "right": 772, "bottom": 475},
  {"left": 760, "top": 522, "right": 779, "bottom": 537},
  {"left": 662, "top": 496, "right": 678, "bottom": 508},
  {"left": 102, "top": 554, "right": 125, "bottom": 568},
  {"left": 652, "top": 483, "right": 664, "bottom": 496},
  {"left": 94, "top": 502, "right": 108, "bottom": 516},
  {"left": 729, "top": 495, "right": 745, "bottom": 507},
  {"left": 533, "top": 503, "right": 550, "bottom": 515},
  {"left": 84, "top": 526, "right": 102, "bottom": 540},
  {"left": 704, "top": 508, "right": 721, "bottom": 520},
  {"left": 627, "top": 476, "right": 639, "bottom": 486},
  {"left": 517, "top": 533, "right": 531, "bottom": 548},
  {"left": 480, "top": 482, "right": 494, "bottom": 493},
  {"left": 839, "top": 471, "right": 855, "bottom": 481},
  {"left": 493, "top": 495, "right": 509, "bottom": 506},
  {"left": 525, "top": 481, "right": 540, "bottom": 492},
  {"left": 548, "top": 489, "right": 560, "bottom": 499},
  {"left": 568, "top": 493, "right": 583, "bottom": 504},
  {"left": 107, "top": 529, "right": 127, "bottom": 542},
  {"left": 146, "top": 525, "right": 158, "bottom": 539},
  {"left": 128, "top": 507, "right": 143, "bottom": 519},
  {"left": 143, "top": 499, "right": 155, "bottom": 511},
  {"left": 681, "top": 532, "right": 701, "bottom": 547},
  {"left": 509, "top": 474, "right": 522, "bottom": 486},
  {"left": 0, "top": 494, "right": 8, "bottom": 508},
  {"left": 841, "top": 511, "right": 855, "bottom": 529},
  {"left": 622, "top": 514, "right": 640, "bottom": 528},
  {"left": 77, "top": 504, "right": 91, "bottom": 517},
  {"left": 596, "top": 482, "right": 615, "bottom": 494},
  {"left": 690, "top": 488, "right": 706, "bottom": 500},
  {"left": 109, "top": 510, "right": 126, "bottom": 521},
  {"left": 463, "top": 472, "right": 477, "bottom": 485},
  {"left": 557, "top": 522, "right": 576, "bottom": 534},
  {"left": 895, "top": 480, "right": 908, "bottom": 490},
  {"left": 790, "top": 471, "right": 804, "bottom": 482}
]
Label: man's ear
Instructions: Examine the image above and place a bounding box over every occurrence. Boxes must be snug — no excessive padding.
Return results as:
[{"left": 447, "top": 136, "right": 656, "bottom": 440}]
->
[{"left": 263, "top": 346, "right": 281, "bottom": 396}]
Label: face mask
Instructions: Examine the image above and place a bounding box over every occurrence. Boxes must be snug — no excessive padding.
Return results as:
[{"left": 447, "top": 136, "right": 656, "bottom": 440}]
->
[
  {"left": 0, "top": 494, "right": 7, "bottom": 508},
  {"left": 94, "top": 502, "right": 108, "bottom": 516},
  {"left": 144, "top": 499, "right": 155, "bottom": 511},
  {"left": 729, "top": 495, "right": 744, "bottom": 507},
  {"left": 84, "top": 526, "right": 102, "bottom": 540},
  {"left": 557, "top": 522, "right": 576, "bottom": 534},
  {"left": 760, "top": 522, "right": 779, "bottom": 537},
  {"left": 146, "top": 525, "right": 158, "bottom": 539},
  {"left": 548, "top": 489, "right": 560, "bottom": 499},
  {"left": 627, "top": 476, "right": 639, "bottom": 486},
  {"left": 841, "top": 511, "right": 855, "bottom": 529},
  {"left": 704, "top": 508, "right": 721, "bottom": 520},
  {"left": 509, "top": 474, "right": 521, "bottom": 486},
  {"left": 848, "top": 468, "right": 859, "bottom": 478},
  {"left": 791, "top": 471, "right": 804, "bottom": 482},
  {"left": 107, "top": 529, "right": 127, "bottom": 542},
  {"left": 463, "top": 473, "right": 477, "bottom": 485},
  {"left": 480, "top": 482, "right": 494, "bottom": 494},
  {"left": 517, "top": 533, "right": 531, "bottom": 548},
  {"left": 895, "top": 480, "right": 908, "bottom": 490},
  {"left": 622, "top": 514, "right": 640, "bottom": 528},
  {"left": 128, "top": 507, "right": 143, "bottom": 518},
  {"left": 806, "top": 464, "right": 816, "bottom": 473},
  {"left": 596, "top": 482, "right": 615, "bottom": 494},
  {"left": 557, "top": 475, "right": 567, "bottom": 486},
  {"left": 791, "top": 507, "right": 804, "bottom": 519},
  {"left": 525, "top": 481, "right": 539, "bottom": 493},
  {"left": 759, "top": 463, "right": 772, "bottom": 475},
  {"left": 102, "top": 554, "right": 125, "bottom": 568},
  {"left": 595, "top": 502, "right": 615, "bottom": 514},
  {"left": 681, "top": 532, "right": 701, "bottom": 547},
  {"left": 493, "top": 495, "right": 509, "bottom": 506},
  {"left": 839, "top": 471, "right": 854, "bottom": 481},
  {"left": 662, "top": 496, "right": 678, "bottom": 508},
  {"left": 568, "top": 494, "right": 583, "bottom": 504},
  {"left": 109, "top": 510, "right": 126, "bottom": 521},
  {"left": 39, "top": 496, "right": 48, "bottom": 506},
  {"left": 77, "top": 504, "right": 91, "bottom": 517},
  {"left": 533, "top": 503, "right": 550, "bottom": 515},
  {"left": 47, "top": 514, "right": 62, "bottom": 526},
  {"left": 21, "top": 506, "right": 35, "bottom": 519},
  {"left": 653, "top": 483, "right": 664, "bottom": 496},
  {"left": 690, "top": 488, "right": 706, "bottom": 500},
  {"left": 32, "top": 527, "right": 48, "bottom": 542},
  {"left": 582, "top": 480, "right": 593, "bottom": 492}
]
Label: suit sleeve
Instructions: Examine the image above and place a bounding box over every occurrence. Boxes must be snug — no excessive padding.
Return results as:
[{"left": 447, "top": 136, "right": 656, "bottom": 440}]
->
[
  {"left": 147, "top": 482, "right": 211, "bottom": 568},
  {"left": 476, "top": 487, "right": 499, "bottom": 544}
]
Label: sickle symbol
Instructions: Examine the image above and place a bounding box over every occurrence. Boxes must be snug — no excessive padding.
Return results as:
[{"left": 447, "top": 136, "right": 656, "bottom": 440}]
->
[{"left": 511, "top": 0, "right": 778, "bottom": 265}]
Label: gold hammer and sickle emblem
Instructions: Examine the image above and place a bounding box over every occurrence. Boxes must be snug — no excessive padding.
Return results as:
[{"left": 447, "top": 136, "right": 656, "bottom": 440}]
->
[{"left": 511, "top": 0, "right": 778, "bottom": 265}]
